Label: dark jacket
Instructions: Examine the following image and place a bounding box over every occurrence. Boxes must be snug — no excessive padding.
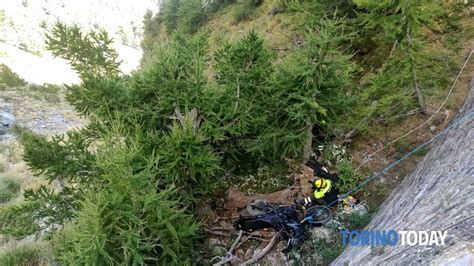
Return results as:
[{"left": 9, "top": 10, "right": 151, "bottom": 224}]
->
[{"left": 305, "top": 160, "right": 339, "bottom": 206}]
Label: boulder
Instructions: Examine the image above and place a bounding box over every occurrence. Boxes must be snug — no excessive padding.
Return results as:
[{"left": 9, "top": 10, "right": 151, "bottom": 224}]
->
[
  {"left": 311, "top": 227, "right": 334, "bottom": 241},
  {"left": 0, "top": 102, "right": 15, "bottom": 136}
]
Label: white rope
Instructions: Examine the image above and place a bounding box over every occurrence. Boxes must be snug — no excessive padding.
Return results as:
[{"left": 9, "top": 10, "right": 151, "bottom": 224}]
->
[{"left": 357, "top": 49, "right": 473, "bottom": 170}]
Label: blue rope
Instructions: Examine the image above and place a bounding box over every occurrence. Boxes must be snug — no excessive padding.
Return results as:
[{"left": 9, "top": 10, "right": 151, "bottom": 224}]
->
[{"left": 303, "top": 110, "right": 474, "bottom": 223}]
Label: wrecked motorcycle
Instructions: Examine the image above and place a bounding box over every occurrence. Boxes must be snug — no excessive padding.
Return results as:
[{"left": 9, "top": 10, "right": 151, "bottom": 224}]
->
[{"left": 233, "top": 200, "right": 332, "bottom": 252}]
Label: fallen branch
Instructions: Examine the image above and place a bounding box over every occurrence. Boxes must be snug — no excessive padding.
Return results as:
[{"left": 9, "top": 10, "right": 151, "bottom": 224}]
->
[
  {"left": 216, "top": 215, "right": 240, "bottom": 220},
  {"left": 203, "top": 228, "right": 229, "bottom": 237},
  {"left": 204, "top": 226, "right": 236, "bottom": 231},
  {"left": 213, "top": 230, "right": 243, "bottom": 266},
  {"left": 241, "top": 232, "right": 281, "bottom": 265},
  {"left": 235, "top": 234, "right": 266, "bottom": 250}
]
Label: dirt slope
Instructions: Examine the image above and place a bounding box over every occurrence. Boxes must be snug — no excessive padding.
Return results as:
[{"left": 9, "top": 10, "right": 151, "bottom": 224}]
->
[{"left": 333, "top": 78, "right": 474, "bottom": 265}]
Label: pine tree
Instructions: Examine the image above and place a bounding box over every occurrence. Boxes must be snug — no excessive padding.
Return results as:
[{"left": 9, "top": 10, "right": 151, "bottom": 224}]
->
[
  {"left": 162, "top": 0, "right": 182, "bottom": 33},
  {"left": 248, "top": 17, "right": 355, "bottom": 161},
  {"left": 177, "top": 0, "right": 207, "bottom": 33},
  {"left": 51, "top": 130, "right": 199, "bottom": 265},
  {"left": 210, "top": 30, "right": 275, "bottom": 165},
  {"left": 355, "top": 0, "right": 451, "bottom": 122},
  {"left": 2, "top": 24, "right": 209, "bottom": 263}
]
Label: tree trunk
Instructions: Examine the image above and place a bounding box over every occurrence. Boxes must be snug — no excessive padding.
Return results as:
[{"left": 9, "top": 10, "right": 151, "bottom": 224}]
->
[
  {"left": 406, "top": 0, "right": 426, "bottom": 114},
  {"left": 302, "top": 123, "right": 313, "bottom": 163}
]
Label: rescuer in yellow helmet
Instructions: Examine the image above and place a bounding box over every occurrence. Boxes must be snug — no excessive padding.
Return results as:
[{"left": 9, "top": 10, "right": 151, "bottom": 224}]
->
[{"left": 301, "top": 160, "right": 340, "bottom": 207}]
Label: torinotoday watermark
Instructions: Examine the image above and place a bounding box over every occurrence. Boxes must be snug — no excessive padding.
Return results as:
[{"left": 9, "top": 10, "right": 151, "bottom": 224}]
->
[{"left": 340, "top": 230, "right": 448, "bottom": 246}]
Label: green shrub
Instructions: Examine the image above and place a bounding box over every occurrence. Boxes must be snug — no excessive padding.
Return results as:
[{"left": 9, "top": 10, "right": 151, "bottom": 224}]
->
[
  {"left": 291, "top": 235, "right": 345, "bottom": 265},
  {"left": 0, "top": 177, "right": 20, "bottom": 203},
  {"left": 232, "top": 164, "right": 292, "bottom": 194},
  {"left": 0, "top": 64, "right": 26, "bottom": 89},
  {"left": 52, "top": 140, "right": 200, "bottom": 265},
  {"left": 233, "top": 0, "right": 262, "bottom": 22},
  {"left": 29, "top": 83, "right": 62, "bottom": 102},
  {"left": 177, "top": 0, "right": 207, "bottom": 33},
  {"left": 158, "top": 117, "right": 221, "bottom": 202},
  {"left": 141, "top": 10, "right": 162, "bottom": 55},
  {"left": 0, "top": 202, "right": 40, "bottom": 238},
  {"left": 161, "top": 0, "right": 181, "bottom": 33},
  {"left": 0, "top": 243, "right": 52, "bottom": 266},
  {"left": 53, "top": 188, "right": 199, "bottom": 265},
  {"left": 335, "top": 161, "right": 363, "bottom": 195},
  {"left": 0, "top": 161, "right": 6, "bottom": 173},
  {"left": 339, "top": 211, "right": 371, "bottom": 230}
]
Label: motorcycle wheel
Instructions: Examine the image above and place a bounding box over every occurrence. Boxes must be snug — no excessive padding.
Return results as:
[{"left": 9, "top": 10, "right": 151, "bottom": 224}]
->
[{"left": 304, "top": 205, "right": 332, "bottom": 225}]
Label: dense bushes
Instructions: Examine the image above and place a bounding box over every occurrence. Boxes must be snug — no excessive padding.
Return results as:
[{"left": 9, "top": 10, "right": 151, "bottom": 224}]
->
[
  {"left": 142, "top": 0, "right": 260, "bottom": 44},
  {"left": 157, "top": 117, "right": 221, "bottom": 201},
  {"left": 160, "top": 0, "right": 208, "bottom": 33},
  {"left": 233, "top": 0, "right": 262, "bottom": 22},
  {"left": 4, "top": 17, "right": 353, "bottom": 262},
  {"left": 0, "top": 64, "right": 26, "bottom": 89},
  {"left": 1, "top": 0, "right": 466, "bottom": 263},
  {"left": 0, "top": 177, "right": 20, "bottom": 203},
  {"left": 0, "top": 243, "right": 52, "bottom": 266},
  {"left": 52, "top": 137, "right": 199, "bottom": 264}
]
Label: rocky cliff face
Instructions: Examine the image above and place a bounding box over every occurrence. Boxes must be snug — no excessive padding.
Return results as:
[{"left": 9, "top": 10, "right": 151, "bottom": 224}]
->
[
  {"left": 0, "top": 0, "right": 158, "bottom": 84},
  {"left": 333, "top": 79, "right": 474, "bottom": 265}
]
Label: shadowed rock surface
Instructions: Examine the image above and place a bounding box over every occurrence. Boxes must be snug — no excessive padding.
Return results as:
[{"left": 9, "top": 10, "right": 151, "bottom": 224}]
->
[
  {"left": 333, "top": 79, "right": 474, "bottom": 265},
  {"left": 0, "top": 100, "right": 15, "bottom": 137}
]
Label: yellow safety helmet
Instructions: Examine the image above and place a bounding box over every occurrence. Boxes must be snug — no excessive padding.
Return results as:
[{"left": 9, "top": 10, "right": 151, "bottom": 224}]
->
[{"left": 314, "top": 178, "right": 328, "bottom": 189}]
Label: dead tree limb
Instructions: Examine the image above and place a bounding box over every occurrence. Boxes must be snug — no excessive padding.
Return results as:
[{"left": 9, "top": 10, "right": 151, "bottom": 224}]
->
[
  {"left": 241, "top": 232, "right": 281, "bottom": 265},
  {"left": 302, "top": 123, "right": 313, "bottom": 163},
  {"left": 234, "top": 79, "right": 240, "bottom": 114},
  {"left": 213, "top": 230, "right": 243, "bottom": 266},
  {"left": 203, "top": 229, "right": 229, "bottom": 237}
]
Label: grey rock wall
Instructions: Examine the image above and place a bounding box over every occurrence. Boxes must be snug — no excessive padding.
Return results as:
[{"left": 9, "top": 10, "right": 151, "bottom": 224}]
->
[
  {"left": 333, "top": 79, "right": 474, "bottom": 265},
  {"left": 0, "top": 100, "right": 15, "bottom": 137}
]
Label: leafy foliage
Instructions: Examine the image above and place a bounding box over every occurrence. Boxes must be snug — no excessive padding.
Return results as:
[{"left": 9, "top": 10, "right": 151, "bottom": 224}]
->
[
  {"left": 52, "top": 139, "right": 199, "bottom": 265},
  {"left": 158, "top": 117, "right": 221, "bottom": 201},
  {"left": 0, "top": 64, "right": 26, "bottom": 89},
  {"left": 335, "top": 161, "right": 363, "bottom": 195},
  {"left": 0, "top": 202, "right": 40, "bottom": 238},
  {"left": 141, "top": 10, "right": 162, "bottom": 55},
  {"left": 46, "top": 22, "right": 121, "bottom": 78},
  {"left": 161, "top": 0, "right": 182, "bottom": 33},
  {"left": 290, "top": 234, "right": 345, "bottom": 265},
  {"left": 177, "top": 0, "right": 208, "bottom": 32},
  {"left": 20, "top": 129, "right": 95, "bottom": 183},
  {"left": 5, "top": 1, "right": 468, "bottom": 263},
  {"left": 233, "top": 0, "right": 262, "bottom": 22},
  {"left": 0, "top": 177, "right": 20, "bottom": 203},
  {"left": 0, "top": 243, "right": 52, "bottom": 266},
  {"left": 249, "top": 17, "right": 355, "bottom": 159},
  {"left": 211, "top": 30, "right": 274, "bottom": 163},
  {"left": 356, "top": 0, "right": 453, "bottom": 123}
]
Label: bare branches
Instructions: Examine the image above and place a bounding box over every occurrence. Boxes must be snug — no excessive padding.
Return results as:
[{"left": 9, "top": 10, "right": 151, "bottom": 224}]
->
[
  {"left": 234, "top": 79, "right": 240, "bottom": 114},
  {"left": 212, "top": 230, "right": 243, "bottom": 266},
  {"left": 209, "top": 230, "right": 282, "bottom": 265},
  {"left": 241, "top": 232, "right": 281, "bottom": 265}
]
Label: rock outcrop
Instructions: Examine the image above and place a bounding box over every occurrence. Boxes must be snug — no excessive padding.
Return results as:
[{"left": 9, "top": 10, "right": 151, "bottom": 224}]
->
[
  {"left": 333, "top": 79, "right": 474, "bottom": 265},
  {"left": 0, "top": 100, "right": 15, "bottom": 137}
]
